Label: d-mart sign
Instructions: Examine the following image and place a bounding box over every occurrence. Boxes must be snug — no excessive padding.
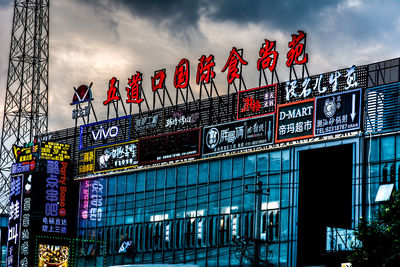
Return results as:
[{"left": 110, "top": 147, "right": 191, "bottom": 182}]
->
[{"left": 276, "top": 99, "right": 315, "bottom": 143}]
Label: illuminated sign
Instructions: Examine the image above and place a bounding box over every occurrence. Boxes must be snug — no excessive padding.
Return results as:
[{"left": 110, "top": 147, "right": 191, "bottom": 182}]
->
[
  {"left": 41, "top": 160, "right": 69, "bottom": 235},
  {"left": 237, "top": 84, "right": 277, "bottom": 120},
  {"left": 278, "top": 65, "right": 366, "bottom": 104},
  {"left": 165, "top": 110, "right": 199, "bottom": 128},
  {"left": 94, "top": 140, "right": 138, "bottom": 173},
  {"left": 134, "top": 114, "right": 160, "bottom": 131},
  {"left": 13, "top": 143, "right": 39, "bottom": 163},
  {"left": 139, "top": 128, "right": 201, "bottom": 165},
  {"left": 315, "top": 89, "right": 362, "bottom": 136},
  {"left": 41, "top": 142, "right": 71, "bottom": 161},
  {"left": 79, "top": 116, "right": 131, "bottom": 150},
  {"left": 38, "top": 244, "right": 69, "bottom": 267},
  {"left": 276, "top": 99, "right": 315, "bottom": 143},
  {"left": 80, "top": 178, "right": 105, "bottom": 226},
  {"left": 78, "top": 150, "right": 94, "bottom": 176},
  {"left": 11, "top": 160, "right": 35, "bottom": 175},
  {"left": 203, "top": 115, "right": 274, "bottom": 156},
  {"left": 7, "top": 175, "right": 24, "bottom": 267}
]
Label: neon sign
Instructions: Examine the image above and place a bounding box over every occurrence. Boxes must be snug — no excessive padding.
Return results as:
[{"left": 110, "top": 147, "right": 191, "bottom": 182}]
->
[{"left": 237, "top": 84, "right": 277, "bottom": 120}]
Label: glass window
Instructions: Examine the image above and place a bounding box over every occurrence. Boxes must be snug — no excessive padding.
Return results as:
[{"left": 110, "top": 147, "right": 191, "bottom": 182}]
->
[
  {"left": 381, "top": 135, "right": 395, "bottom": 161},
  {"left": 221, "top": 158, "right": 232, "bottom": 181},
  {"left": 188, "top": 164, "right": 198, "bottom": 185},
  {"left": 156, "top": 169, "right": 166, "bottom": 190},
  {"left": 108, "top": 176, "right": 116, "bottom": 196},
  {"left": 244, "top": 155, "right": 256, "bottom": 176},
  {"left": 117, "top": 175, "right": 126, "bottom": 195},
  {"left": 233, "top": 157, "right": 243, "bottom": 179},
  {"left": 210, "top": 161, "right": 220, "bottom": 183},
  {"left": 166, "top": 167, "right": 176, "bottom": 188},
  {"left": 269, "top": 151, "right": 281, "bottom": 172},
  {"left": 146, "top": 170, "right": 155, "bottom": 191},
  {"left": 126, "top": 173, "right": 135, "bottom": 194},
  {"left": 198, "top": 162, "right": 209, "bottom": 184},
  {"left": 282, "top": 149, "right": 290, "bottom": 171},
  {"left": 177, "top": 165, "right": 187, "bottom": 187},
  {"left": 136, "top": 172, "right": 146, "bottom": 192}
]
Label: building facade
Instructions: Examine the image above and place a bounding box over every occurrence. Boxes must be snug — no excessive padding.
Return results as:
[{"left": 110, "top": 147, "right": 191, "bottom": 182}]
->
[{"left": 38, "top": 57, "right": 400, "bottom": 266}]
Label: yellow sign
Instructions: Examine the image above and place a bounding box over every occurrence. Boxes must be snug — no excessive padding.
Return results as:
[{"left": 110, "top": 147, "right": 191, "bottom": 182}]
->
[{"left": 40, "top": 142, "right": 71, "bottom": 161}]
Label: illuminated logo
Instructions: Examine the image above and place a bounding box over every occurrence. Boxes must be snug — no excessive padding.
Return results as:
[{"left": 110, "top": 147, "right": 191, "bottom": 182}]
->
[
  {"left": 91, "top": 126, "right": 119, "bottom": 141},
  {"left": 71, "top": 84, "right": 93, "bottom": 105},
  {"left": 206, "top": 128, "right": 219, "bottom": 149},
  {"left": 323, "top": 97, "right": 340, "bottom": 118}
]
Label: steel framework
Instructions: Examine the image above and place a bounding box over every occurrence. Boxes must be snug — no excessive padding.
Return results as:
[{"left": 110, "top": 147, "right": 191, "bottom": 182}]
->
[{"left": 0, "top": 0, "right": 49, "bottom": 213}]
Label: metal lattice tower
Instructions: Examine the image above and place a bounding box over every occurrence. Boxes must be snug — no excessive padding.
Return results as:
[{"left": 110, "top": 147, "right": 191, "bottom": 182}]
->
[{"left": 0, "top": 0, "right": 49, "bottom": 213}]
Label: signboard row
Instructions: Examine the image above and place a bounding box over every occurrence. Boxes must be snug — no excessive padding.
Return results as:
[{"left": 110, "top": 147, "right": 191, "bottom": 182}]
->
[{"left": 77, "top": 88, "right": 362, "bottom": 177}]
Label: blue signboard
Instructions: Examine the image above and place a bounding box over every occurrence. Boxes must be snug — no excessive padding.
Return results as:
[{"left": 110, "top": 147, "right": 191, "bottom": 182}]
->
[{"left": 314, "top": 89, "right": 362, "bottom": 136}]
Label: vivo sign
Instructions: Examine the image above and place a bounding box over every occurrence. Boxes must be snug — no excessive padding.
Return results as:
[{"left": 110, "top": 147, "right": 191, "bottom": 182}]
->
[
  {"left": 92, "top": 125, "right": 119, "bottom": 141},
  {"left": 80, "top": 116, "right": 131, "bottom": 150}
]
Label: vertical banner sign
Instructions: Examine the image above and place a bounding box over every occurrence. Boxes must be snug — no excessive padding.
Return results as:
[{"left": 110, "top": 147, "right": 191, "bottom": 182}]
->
[
  {"left": 237, "top": 84, "right": 277, "bottom": 120},
  {"left": 80, "top": 178, "right": 105, "bottom": 228},
  {"left": 79, "top": 116, "right": 131, "bottom": 150},
  {"left": 276, "top": 99, "right": 315, "bottom": 143},
  {"left": 139, "top": 128, "right": 201, "bottom": 165},
  {"left": 7, "top": 175, "right": 23, "bottom": 267},
  {"left": 203, "top": 115, "right": 274, "bottom": 156},
  {"left": 94, "top": 140, "right": 138, "bottom": 173},
  {"left": 42, "top": 160, "right": 69, "bottom": 235},
  {"left": 315, "top": 89, "right": 362, "bottom": 136}
]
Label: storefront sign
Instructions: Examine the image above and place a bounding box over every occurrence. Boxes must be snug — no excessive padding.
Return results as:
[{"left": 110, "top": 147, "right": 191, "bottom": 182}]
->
[
  {"left": 79, "top": 116, "right": 131, "bottom": 150},
  {"left": 72, "top": 105, "right": 90, "bottom": 120},
  {"left": 276, "top": 99, "right": 315, "bottom": 143},
  {"left": 203, "top": 115, "right": 274, "bottom": 156},
  {"left": 42, "top": 160, "right": 69, "bottom": 235},
  {"left": 165, "top": 111, "right": 199, "bottom": 128},
  {"left": 278, "top": 65, "right": 366, "bottom": 104},
  {"left": 139, "top": 128, "right": 201, "bottom": 165},
  {"left": 315, "top": 89, "right": 362, "bottom": 136},
  {"left": 134, "top": 114, "right": 159, "bottom": 131},
  {"left": 80, "top": 178, "right": 105, "bottom": 226},
  {"left": 41, "top": 142, "right": 71, "bottom": 161},
  {"left": 12, "top": 143, "right": 39, "bottom": 163},
  {"left": 11, "top": 161, "right": 35, "bottom": 175},
  {"left": 237, "top": 84, "right": 276, "bottom": 120},
  {"left": 94, "top": 140, "right": 138, "bottom": 173},
  {"left": 78, "top": 150, "right": 94, "bottom": 176}
]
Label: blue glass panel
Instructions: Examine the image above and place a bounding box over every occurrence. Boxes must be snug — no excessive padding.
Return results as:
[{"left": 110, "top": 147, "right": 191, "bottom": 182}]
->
[
  {"left": 396, "top": 135, "right": 400, "bottom": 159},
  {"left": 221, "top": 158, "right": 232, "bottom": 181},
  {"left": 166, "top": 167, "right": 176, "bottom": 188},
  {"left": 126, "top": 173, "right": 135, "bottom": 194},
  {"left": 282, "top": 149, "right": 290, "bottom": 171},
  {"left": 381, "top": 135, "right": 395, "bottom": 161},
  {"left": 177, "top": 165, "right": 187, "bottom": 187},
  {"left": 233, "top": 157, "right": 243, "bottom": 179},
  {"left": 136, "top": 172, "right": 146, "bottom": 192},
  {"left": 107, "top": 176, "right": 116, "bottom": 196},
  {"left": 269, "top": 151, "right": 281, "bottom": 172},
  {"left": 280, "top": 208, "right": 289, "bottom": 241},
  {"left": 117, "top": 175, "right": 126, "bottom": 195},
  {"left": 210, "top": 160, "right": 220, "bottom": 182},
  {"left": 198, "top": 162, "right": 209, "bottom": 184},
  {"left": 188, "top": 164, "right": 198, "bottom": 185},
  {"left": 146, "top": 170, "right": 155, "bottom": 191},
  {"left": 244, "top": 155, "right": 256, "bottom": 176},
  {"left": 156, "top": 169, "right": 166, "bottom": 189}
]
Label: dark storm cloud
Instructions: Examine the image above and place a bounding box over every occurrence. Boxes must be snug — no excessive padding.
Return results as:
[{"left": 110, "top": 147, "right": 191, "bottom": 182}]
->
[{"left": 0, "top": 0, "right": 12, "bottom": 7}]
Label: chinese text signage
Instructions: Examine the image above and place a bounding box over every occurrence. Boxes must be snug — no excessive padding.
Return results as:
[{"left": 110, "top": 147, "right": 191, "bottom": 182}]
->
[
  {"left": 94, "top": 141, "right": 138, "bottom": 173},
  {"left": 276, "top": 99, "right": 315, "bottom": 143},
  {"left": 315, "top": 89, "right": 362, "bottom": 136},
  {"left": 203, "top": 115, "right": 274, "bottom": 156},
  {"left": 237, "top": 84, "right": 277, "bottom": 120}
]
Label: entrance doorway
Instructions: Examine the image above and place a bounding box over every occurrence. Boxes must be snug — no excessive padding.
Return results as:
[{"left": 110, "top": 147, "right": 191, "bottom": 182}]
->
[{"left": 297, "top": 144, "right": 353, "bottom": 266}]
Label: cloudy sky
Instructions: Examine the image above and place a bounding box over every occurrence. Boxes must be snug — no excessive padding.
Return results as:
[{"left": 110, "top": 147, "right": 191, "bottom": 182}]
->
[{"left": 0, "top": 0, "right": 399, "bottom": 131}]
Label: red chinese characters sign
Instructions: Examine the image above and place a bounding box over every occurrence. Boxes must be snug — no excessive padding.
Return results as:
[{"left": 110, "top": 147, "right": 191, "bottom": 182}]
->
[
  {"left": 257, "top": 40, "right": 279, "bottom": 72},
  {"left": 222, "top": 47, "right": 248, "bottom": 85},
  {"left": 196, "top": 55, "right": 215, "bottom": 84},
  {"left": 103, "top": 77, "right": 120, "bottom": 105},
  {"left": 286, "top": 30, "right": 308, "bottom": 67},
  {"left": 151, "top": 70, "right": 166, "bottom": 92},
  {"left": 174, "top": 59, "right": 190, "bottom": 89},
  {"left": 126, "top": 72, "right": 144, "bottom": 104}
]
